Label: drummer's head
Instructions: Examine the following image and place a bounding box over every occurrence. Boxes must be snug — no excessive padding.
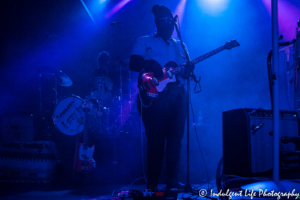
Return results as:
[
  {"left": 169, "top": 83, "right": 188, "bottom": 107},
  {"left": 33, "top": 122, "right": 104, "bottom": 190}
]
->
[{"left": 97, "top": 51, "right": 110, "bottom": 67}]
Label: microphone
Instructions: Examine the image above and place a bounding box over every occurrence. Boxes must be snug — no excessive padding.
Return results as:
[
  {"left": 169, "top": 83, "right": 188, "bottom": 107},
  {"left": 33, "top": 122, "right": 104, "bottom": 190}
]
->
[
  {"left": 110, "top": 22, "right": 122, "bottom": 26},
  {"left": 172, "top": 15, "right": 178, "bottom": 25},
  {"left": 278, "top": 35, "right": 283, "bottom": 41},
  {"left": 279, "top": 39, "right": 296, "bottom": 47}
]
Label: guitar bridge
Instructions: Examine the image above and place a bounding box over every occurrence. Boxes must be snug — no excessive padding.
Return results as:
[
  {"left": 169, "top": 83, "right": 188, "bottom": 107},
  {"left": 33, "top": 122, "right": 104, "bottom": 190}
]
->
[{"left": 147, "top": 92, "right": 158, "bottom": 98}]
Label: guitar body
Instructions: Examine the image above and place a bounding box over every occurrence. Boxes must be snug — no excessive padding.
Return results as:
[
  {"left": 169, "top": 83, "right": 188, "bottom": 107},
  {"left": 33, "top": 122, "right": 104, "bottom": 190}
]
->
[
  {"left": 137, "top": 39, "right": 240, "bottom": 102},
  {"left": 76, "top": 143, "right": 96, "bottom": 172},
  {"left": 138, "top": 61, "right": 178, "bottom": 101}
]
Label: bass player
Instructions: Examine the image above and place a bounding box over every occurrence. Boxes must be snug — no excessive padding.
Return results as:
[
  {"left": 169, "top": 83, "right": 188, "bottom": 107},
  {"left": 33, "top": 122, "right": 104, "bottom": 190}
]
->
[{"left": 129, "top": 4, "right": 194, "bottom": 190}]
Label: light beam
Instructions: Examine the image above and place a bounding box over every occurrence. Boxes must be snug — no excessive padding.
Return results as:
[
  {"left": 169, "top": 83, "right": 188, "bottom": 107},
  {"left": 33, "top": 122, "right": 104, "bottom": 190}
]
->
[{"left": 105, "top": 0, "right": 131, "bottom": 19}]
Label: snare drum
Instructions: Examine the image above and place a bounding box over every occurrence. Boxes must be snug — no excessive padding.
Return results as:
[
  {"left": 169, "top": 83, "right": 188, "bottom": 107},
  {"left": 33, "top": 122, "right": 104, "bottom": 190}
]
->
[{"left": 53, "top": 96, "right": 98, "bottom": 135}]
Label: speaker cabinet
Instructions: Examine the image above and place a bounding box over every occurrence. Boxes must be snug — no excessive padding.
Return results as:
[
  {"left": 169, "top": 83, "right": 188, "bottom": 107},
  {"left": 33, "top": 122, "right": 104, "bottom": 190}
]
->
[
  {"left": 223, "top": 108, "right": 299, "bottom": 177},
  {"left": 1, "top": 115, "right": 49, "bottom": 142}
]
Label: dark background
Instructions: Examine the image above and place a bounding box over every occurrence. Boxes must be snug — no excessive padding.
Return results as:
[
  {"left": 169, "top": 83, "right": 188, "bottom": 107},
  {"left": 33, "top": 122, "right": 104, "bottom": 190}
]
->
[{"left": 1, "top": 0, "right": 300, "bottom": 185}]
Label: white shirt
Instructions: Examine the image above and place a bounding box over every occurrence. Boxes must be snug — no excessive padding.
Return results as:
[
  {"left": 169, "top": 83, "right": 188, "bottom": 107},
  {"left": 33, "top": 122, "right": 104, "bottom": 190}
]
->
[{"left": 131, "top": 33, "right": 189, "bottom": 68}]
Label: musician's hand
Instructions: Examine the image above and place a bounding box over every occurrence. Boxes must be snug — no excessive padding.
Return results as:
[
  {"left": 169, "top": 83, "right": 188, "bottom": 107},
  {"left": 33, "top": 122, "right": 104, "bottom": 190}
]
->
[
  {"left": 144, "top": 60, "right": 164, "bottom": 79},
  {"left": 183, "top": 62, "right": 195, "bottom": 79}
]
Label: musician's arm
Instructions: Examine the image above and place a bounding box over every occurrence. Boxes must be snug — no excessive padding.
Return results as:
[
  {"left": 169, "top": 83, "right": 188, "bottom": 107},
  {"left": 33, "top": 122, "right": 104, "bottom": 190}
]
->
[
  {"left": 129, "top": 54, "right": 145, "bottom": 72},
  {"left": 129, "top": 55, "right": 164, "bottom": 79},
  {"left": 130, "top": 37, "right": 163, "bottom": 78}
]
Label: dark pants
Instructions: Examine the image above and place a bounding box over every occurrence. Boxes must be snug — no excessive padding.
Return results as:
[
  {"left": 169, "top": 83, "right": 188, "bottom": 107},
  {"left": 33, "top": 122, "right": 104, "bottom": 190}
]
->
[{"left": 137, "top": 84, "right": 187, "bottom": 181}]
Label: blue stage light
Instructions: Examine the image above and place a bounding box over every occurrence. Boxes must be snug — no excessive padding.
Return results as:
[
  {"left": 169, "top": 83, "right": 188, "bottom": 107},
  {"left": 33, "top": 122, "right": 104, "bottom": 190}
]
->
[{"left": 197, "top": 0, "right": 230, "bottom": 16}]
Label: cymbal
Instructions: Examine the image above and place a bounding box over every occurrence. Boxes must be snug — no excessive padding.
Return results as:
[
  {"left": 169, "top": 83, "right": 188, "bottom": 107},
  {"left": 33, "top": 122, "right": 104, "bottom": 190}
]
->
[
  {"left": 39, "top": 68, "right": 73, "bottom": 87},
  {"left": 58, "top": 70, "right": 72, "bottom": 87}
]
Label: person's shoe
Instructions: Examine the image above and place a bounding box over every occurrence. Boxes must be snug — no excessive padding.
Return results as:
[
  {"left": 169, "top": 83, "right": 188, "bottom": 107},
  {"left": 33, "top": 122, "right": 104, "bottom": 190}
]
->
[{"left": 166, "top": 178, "right": 185, "bottom": 190}]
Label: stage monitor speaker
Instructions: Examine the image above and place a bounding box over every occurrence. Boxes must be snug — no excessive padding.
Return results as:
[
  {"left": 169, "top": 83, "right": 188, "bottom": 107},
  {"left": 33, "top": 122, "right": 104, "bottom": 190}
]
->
[{"left": 223, "top": 108, "right": 299, "bottom": 177}]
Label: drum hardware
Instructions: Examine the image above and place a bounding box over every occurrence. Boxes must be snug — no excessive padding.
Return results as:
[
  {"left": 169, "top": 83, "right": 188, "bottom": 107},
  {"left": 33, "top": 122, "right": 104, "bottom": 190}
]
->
[
  {"left": 39, "top": 70, "right": 73, "bottom": 113},
  {"left": 72, "top": 94, "right": 84, "bottom": 101},
  {"left": 79, "top": 57, "right": 140, "bottom": 136},
  {"left": 113, "top": 59, "right": 135, "bottom": 134},
  {"left": 119, "top": 61, "right": 123, "bottom": 133},
  {"left": 89, "top": 74, "right": 113, "bottom": 100},
  {"left": 99, "top": 106, "right": 110, "bottom": 134},
  {"left": 110, "top": 114, "right": 138, "bottom": 135}
]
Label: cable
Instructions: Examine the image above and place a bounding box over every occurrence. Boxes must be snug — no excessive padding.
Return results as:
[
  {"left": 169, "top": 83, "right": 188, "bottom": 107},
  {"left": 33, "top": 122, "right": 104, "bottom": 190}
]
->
[
  {"left": 140, "top": 94, "right": 148, "bottom": 185},
  {"left": 119, "top": 177, "right": 147, "bottom": 191},
  {"left": 222, "top": 176, "right": 270, "bottom": 185},
  {"left": 113, "top": 95, "right": 148, "bottom": 194},
  {"left": 283, "top": 54, "right": 292, "bottom": 110},
  {"left": 190, "top": 85, "right": 210, "bottom": 190},
  {"left": 178, "top": 85, "right": 215, "bottom": 199}
]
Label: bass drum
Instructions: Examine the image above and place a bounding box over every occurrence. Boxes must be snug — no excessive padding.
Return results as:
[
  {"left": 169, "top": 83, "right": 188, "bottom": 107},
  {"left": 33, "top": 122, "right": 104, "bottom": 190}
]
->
[{"left": 53, "top": 96, "right": 98, "bottom": 135}]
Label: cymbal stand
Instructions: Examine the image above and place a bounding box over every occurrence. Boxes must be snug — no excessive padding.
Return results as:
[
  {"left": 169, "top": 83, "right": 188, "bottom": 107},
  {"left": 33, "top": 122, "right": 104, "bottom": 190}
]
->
[
  {"left": 119, "top": 63, "right": 123, "bottom": 133},
  {"left": 39, "top": 73, "right": 42, "bottom": 113},
  {"left": 128, "top": 70, "right": 132, "bottom": 112},
  {"left": 98, "top": 75, "right": 105, "bottom": 134},
  {"left": 54, "top": 76, "right": 58, "bottom": 105}
]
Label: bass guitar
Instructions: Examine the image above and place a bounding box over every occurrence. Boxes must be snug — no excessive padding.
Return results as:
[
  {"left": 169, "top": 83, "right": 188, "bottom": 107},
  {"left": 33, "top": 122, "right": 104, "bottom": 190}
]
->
[
  {"left": 76, "top": 98, "right": 96, "bottom": 172},
  {"left": 137, "top": 39, "right": 240, "bottom": 101}
]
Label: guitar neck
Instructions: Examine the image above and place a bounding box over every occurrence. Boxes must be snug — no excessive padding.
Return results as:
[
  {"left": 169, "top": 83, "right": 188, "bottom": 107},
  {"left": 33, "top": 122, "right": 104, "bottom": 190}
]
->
[
  {"left": 83, "top": 108, "right": 89, "bottom": 150},
  {"left": 191, "top": 46, "right": 225, "bottom": 65},
  {"left": 170, "top": 45, "right": 226, "bottom": 75}
]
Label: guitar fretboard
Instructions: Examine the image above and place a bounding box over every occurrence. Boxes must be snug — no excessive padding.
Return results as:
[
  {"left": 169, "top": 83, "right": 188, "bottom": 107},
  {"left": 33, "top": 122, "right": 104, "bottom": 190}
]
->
[
  {"left": 170, "top": 46, "right": 225, "bottom": 75},
  {"left": 191, "top": 46, "right": 225, "bottom": 65}
]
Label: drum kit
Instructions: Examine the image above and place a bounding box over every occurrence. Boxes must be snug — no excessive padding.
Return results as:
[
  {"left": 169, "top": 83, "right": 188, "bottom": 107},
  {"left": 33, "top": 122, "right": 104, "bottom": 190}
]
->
[{"left": 42, "top": 60, "right": 139, "bottom": 137}]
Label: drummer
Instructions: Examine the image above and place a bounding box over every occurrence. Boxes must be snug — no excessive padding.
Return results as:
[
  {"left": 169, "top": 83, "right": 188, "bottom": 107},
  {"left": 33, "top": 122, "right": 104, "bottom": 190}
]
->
[
  {"left": 89, "top": 51, "right": 118, "bottom": 102},
  {"left": 93, "top": 51, "right": 112, "bottom": 77}
]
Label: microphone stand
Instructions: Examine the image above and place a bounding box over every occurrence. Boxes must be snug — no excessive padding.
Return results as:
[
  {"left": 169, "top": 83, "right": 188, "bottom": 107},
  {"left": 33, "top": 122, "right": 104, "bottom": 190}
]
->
[{"left": 174, "top": 22, "right": 193, "bottom": 192}]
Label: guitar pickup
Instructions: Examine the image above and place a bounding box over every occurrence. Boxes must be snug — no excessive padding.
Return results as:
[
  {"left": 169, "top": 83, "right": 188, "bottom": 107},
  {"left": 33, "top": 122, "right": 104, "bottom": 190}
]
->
[
  {"left": 144, "top": 81, "right": 150, "bottom": 90},
  {"left": 152, "top": 77, "right": 159, "bottom": 85},
  {"left": 167, "top": 70, "right": 173, "bottom": 79},
  {"left": 149, "top": 78, "right": 155, "bottom": 88}
]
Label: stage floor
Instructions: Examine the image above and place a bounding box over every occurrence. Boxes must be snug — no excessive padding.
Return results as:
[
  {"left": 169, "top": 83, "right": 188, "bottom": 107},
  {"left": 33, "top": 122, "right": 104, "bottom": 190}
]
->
[{"left": 0, "top": 183, "right": 216, "bottom": 200}]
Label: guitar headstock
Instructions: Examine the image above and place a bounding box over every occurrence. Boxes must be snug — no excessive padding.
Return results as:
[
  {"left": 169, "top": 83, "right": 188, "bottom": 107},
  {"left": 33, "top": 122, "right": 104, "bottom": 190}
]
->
[{"left": 224, "top": 39, "right": 240, "bottom": 50}]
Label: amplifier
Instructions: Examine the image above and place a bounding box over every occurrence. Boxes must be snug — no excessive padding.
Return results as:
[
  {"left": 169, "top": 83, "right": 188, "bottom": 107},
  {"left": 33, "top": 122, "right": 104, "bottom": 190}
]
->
[
  {"left": 0, "top": 141, "right": 58, "bottom": 182},
  {"left": 223, "top": 108, "right": 299, "bottom": 177},
  {"left": 1, "top": 116, "right": 42, "bottom": 141}
]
